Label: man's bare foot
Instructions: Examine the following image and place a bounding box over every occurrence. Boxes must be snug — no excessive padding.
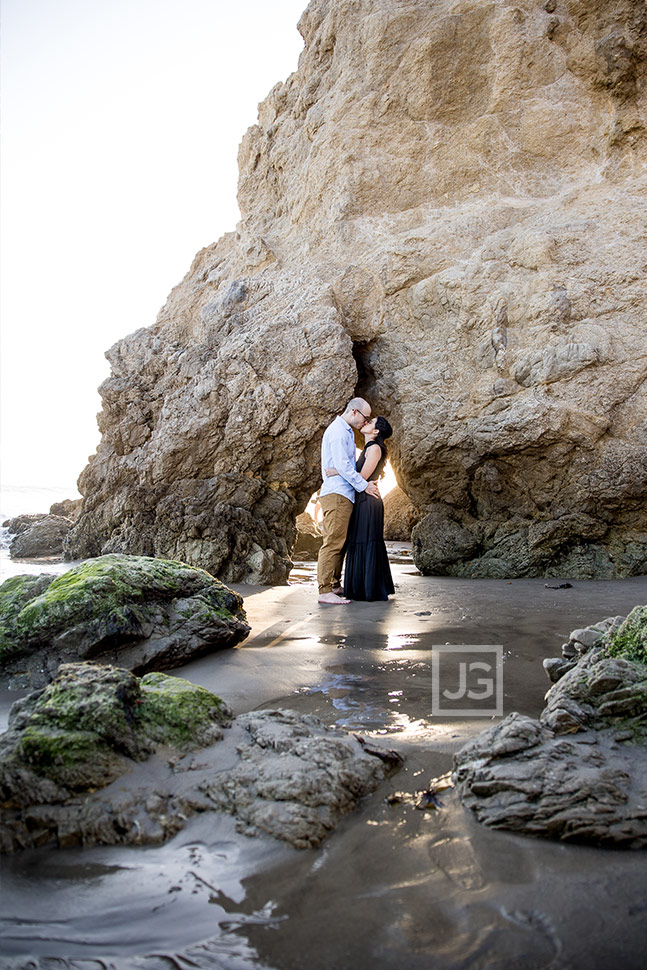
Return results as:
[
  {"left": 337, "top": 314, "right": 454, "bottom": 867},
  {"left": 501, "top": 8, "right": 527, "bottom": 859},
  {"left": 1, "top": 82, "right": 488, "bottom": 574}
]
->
[{"left": 318, "top": 592, "right": 351, "bottom": 605}]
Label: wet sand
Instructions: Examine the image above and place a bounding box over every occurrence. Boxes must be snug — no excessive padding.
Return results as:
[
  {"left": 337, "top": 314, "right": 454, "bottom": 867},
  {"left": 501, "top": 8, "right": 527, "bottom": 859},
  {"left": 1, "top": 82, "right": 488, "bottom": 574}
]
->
[{"left": 1, "top": 555, "right": 646, "bottom": 969}]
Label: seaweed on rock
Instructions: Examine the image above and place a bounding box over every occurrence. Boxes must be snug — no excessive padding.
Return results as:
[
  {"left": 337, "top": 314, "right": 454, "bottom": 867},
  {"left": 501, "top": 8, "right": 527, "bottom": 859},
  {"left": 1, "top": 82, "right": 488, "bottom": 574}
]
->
[{"left": 0, "top": 554, "right": 250, "bottom": 688}]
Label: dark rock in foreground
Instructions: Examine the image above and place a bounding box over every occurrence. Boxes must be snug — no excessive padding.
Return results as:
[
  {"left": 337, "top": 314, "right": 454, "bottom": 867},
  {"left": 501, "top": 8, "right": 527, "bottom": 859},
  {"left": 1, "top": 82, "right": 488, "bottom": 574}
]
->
[
  {"left": 0, "top": 662, "right": 400, "bottom": 853},
  {"left": 453, "top": 606, "right": 647, "bottom": 848},
  {"left": 0, "top": 662, "right": 231, "bottom": 852},
  {"left": 0, "top": 554, "right": 250, "bottom": 688},
  {"left": 200, "top": 708, "right": 401, "bottom": 847}
]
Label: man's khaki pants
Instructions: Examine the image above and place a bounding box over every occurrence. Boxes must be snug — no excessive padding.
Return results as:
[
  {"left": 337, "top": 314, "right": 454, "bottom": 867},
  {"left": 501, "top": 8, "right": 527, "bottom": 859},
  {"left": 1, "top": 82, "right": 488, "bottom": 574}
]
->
[{"left": 317, "top": 493, "right": 353, "bottom": 594}]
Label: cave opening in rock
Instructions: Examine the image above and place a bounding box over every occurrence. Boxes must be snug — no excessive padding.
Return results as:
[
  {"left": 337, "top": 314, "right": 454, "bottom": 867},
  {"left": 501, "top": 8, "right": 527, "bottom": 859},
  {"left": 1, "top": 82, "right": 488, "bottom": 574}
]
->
[
  {"left": 380, "top": 460, "right": 397, "bottom": 495},
  {"left": 292, "top": 461, "right": 399, "bottom": 580},
  {"left": 293, "top": 335, "right": 401, "bottom": 571},
  {"left": 349, "top": 339, "right": 399, "bottom": 498},
  {"left": 351, "top": 339, "right": 375, "bottom": 402}
]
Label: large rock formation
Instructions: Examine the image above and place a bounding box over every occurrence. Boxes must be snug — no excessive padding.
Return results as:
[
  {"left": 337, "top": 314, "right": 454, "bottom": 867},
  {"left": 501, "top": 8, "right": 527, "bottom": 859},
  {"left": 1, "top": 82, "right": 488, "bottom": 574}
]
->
[{"left": 66, "top": 0, "right": 647, "bottom": 582}]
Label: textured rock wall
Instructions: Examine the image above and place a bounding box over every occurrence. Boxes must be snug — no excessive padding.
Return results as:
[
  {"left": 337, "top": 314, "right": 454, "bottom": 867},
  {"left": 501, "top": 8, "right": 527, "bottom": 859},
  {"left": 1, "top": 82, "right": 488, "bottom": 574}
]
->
[{"left": 67, "top": 0, "right": 647, "bottom": 581}]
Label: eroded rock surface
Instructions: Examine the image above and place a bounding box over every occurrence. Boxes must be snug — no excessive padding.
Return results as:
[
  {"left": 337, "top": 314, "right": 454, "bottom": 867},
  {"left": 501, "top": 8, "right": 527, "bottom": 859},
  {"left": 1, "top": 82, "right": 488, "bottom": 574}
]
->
[
  {"left": 66, "top": 0, "right": 647, "bottom": 581},
  {"left": 0, "top": 662, "right": 399, "bottom": 853},
  {"left": 453, "top": 606, "right": 647, "bottom": 847},
  {"left": 0, "top": 554, "right": 250, "bottom": 688},
  {"left": 201, "top": 709, "right": 399, "bottom": 848}
]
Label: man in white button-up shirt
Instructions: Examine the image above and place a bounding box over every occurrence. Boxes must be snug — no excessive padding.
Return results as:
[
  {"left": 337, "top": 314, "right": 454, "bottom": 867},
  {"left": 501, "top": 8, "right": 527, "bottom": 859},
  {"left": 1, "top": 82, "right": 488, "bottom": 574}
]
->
[{"left": 317, "top": 398, "right": 380, "bottom": 604}]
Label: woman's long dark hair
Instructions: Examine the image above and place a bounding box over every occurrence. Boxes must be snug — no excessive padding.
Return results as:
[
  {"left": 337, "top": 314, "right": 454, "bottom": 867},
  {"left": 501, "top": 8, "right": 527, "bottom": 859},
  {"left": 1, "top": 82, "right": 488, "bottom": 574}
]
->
[{"left": 373, "top": 416, "right": 392, "bottom": 457}]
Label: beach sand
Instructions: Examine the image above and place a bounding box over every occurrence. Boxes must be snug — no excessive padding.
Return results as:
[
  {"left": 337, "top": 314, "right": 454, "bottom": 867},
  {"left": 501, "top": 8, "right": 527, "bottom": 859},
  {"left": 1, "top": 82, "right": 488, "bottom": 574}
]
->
[{"left": 1, "top": 556, "right": 646, "bottom": 968}]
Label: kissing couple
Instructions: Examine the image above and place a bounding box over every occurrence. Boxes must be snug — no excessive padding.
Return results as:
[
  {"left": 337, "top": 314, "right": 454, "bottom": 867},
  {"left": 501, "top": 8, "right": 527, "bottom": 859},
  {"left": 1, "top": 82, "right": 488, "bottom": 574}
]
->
[{"left": 316, "top": 397, "right": 395, "bottom": 605}]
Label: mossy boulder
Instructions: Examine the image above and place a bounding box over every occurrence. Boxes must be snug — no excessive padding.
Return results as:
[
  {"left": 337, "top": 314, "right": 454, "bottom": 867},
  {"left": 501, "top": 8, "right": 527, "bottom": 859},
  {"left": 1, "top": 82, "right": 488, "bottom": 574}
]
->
[
  {"left": 138, "top": 670, "right": 231, "bottom": 749},
  {"left": 0, "top": 661, "right": 232, "bottom": 850},
  {"left": 0, "top": 574, "right": 56, "bottom": 635},
  {"left": 0, "top": 554, "right": 250, "bottom": 688},
  {"left": 0, "top": 662, "right": 400, "bottom": 854},
  {"left": 539, "top": 606, "right": 647, "bottom": 737}
]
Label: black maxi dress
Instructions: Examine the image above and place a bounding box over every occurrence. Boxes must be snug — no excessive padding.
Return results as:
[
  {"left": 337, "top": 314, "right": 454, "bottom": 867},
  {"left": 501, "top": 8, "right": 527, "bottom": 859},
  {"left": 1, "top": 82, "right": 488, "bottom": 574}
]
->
[{"left": 343, "top": 442, "right": 395, "bottom": 601}]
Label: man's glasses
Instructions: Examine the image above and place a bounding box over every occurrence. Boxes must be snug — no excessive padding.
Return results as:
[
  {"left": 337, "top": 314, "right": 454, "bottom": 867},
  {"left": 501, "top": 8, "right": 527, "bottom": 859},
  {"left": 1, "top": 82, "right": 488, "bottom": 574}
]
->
[{"left": 354, "top": 409, "right": 370, "bottom": 422}]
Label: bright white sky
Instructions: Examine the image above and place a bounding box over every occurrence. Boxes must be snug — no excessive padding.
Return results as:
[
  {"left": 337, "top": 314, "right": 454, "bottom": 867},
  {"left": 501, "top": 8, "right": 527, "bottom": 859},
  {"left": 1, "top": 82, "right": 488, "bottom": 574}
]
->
[{"left": 0, "top": 0, "right": 307, "bottom": 491}]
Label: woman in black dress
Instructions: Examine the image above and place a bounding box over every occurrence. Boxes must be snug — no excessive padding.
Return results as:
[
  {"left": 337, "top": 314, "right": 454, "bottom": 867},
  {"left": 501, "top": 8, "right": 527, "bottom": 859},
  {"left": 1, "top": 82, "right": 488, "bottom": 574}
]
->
[{"left": 342, "top": 416, "right": 395, "bottom": 601}]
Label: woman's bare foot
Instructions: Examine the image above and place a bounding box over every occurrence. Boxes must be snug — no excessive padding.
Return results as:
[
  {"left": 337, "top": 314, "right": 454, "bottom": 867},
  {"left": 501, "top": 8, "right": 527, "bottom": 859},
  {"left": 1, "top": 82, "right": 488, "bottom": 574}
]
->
[
  {"left": 318, "top": 591, "right": 351, "bottom": 605},
  {"left": 332, "top": 586, "right": 344, "bottom": 596}
]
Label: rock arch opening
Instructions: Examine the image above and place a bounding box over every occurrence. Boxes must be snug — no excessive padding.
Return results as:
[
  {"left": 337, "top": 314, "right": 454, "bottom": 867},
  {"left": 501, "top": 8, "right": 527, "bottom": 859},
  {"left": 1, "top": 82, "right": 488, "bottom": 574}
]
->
[{"left": 351, "top": 339, "right": 377, "bottom": 403}]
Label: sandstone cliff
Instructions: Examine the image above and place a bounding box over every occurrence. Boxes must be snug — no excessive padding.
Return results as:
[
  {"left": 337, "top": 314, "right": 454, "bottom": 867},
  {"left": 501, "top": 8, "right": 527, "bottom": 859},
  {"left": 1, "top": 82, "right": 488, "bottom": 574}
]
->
[{"left": 67, "top": 0, "right": 647, "bottom": 581}]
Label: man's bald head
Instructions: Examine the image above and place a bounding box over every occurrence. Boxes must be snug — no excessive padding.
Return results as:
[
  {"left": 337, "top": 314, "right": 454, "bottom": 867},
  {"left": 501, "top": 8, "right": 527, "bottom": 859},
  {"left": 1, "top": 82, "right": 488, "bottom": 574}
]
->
[{"left": 342, "top": 398, "right": 371, "bottom": 430}]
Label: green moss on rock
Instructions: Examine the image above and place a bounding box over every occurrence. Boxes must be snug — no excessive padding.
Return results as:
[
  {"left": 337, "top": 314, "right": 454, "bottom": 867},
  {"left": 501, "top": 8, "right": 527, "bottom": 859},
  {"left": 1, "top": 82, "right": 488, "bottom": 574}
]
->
[
  {"left": 24, "top": 662, "right": 144, "bottom": 760},
  {"left": 0, "top": 554, "right": 249, "bottom": 675},
  {"left": 606, "top": 606, "right": 647, "bottom": 666},
  {"left": 16, "top": 555, "right": 230, "bottom": 641},
  {"left": 15, "top": 725, "right": 124, "bottom": 791},
  {"left": 0, "top": 574, "right": 55, "bottom": 657},
  {"left": 19, "top": 726, "right": 100, "bottom": 769},
  {"left": 0, "top": 662, "right": 231, "bottom": 802},
  {"left": 139, "top": 671, "right": 231, "bottom": 748}
]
